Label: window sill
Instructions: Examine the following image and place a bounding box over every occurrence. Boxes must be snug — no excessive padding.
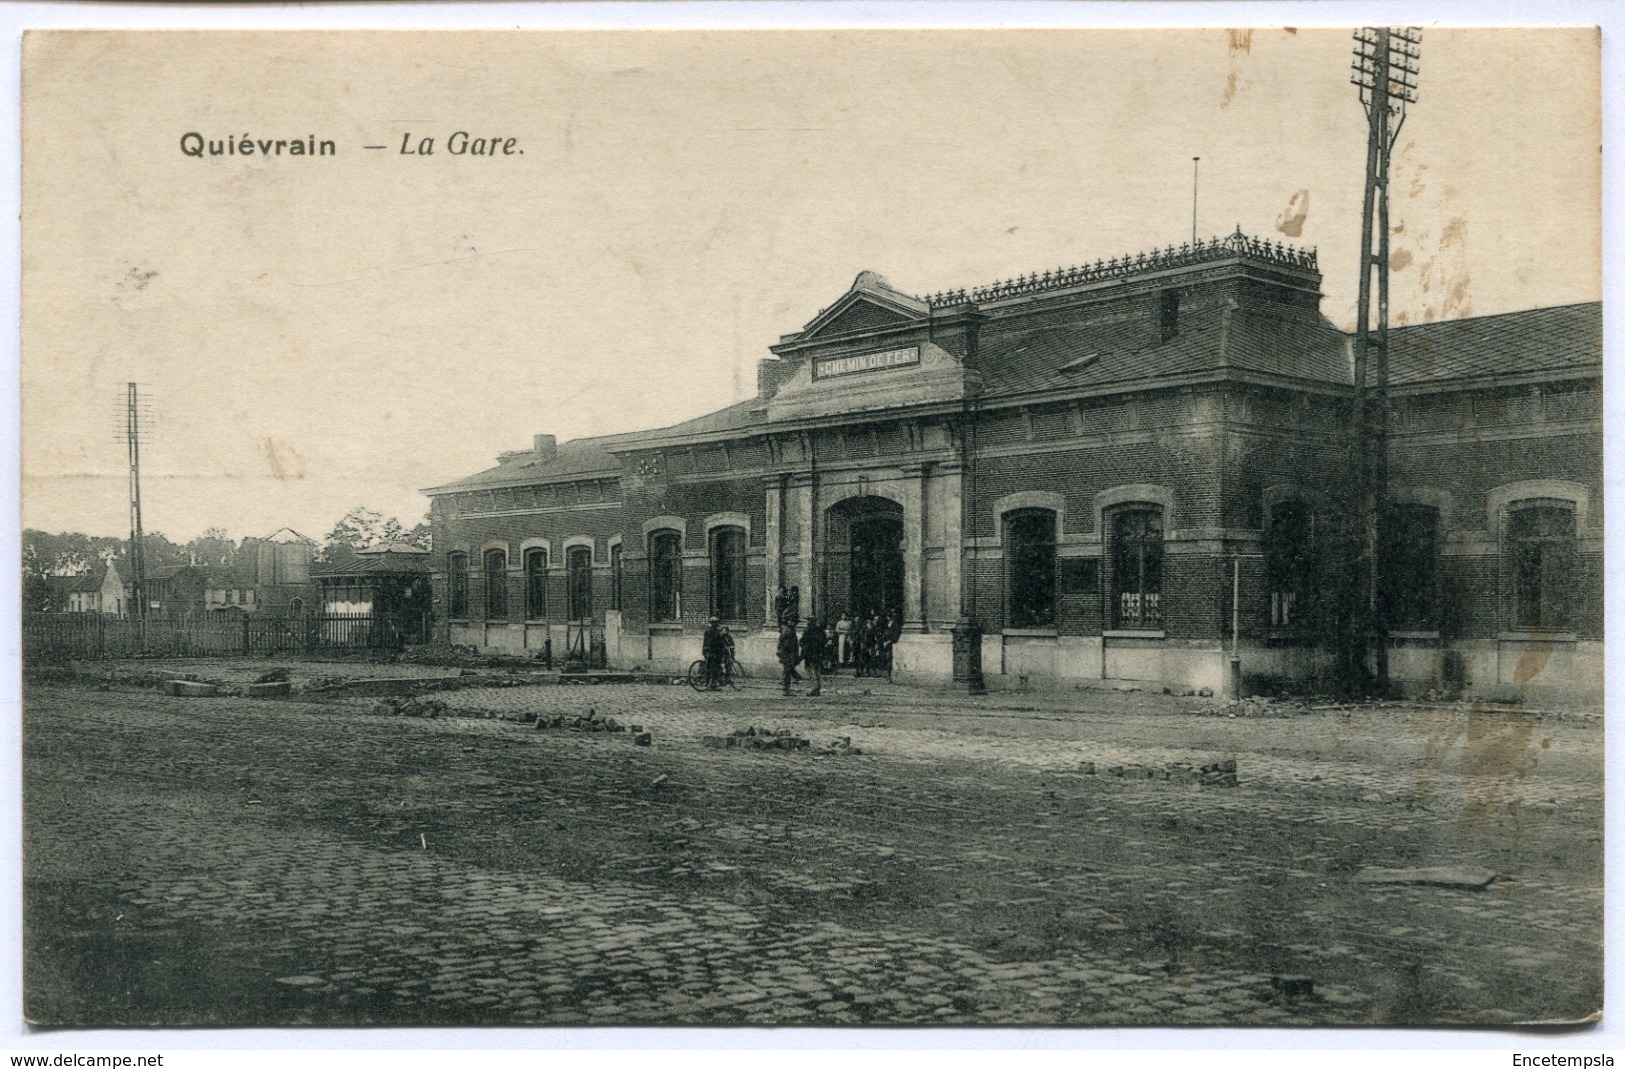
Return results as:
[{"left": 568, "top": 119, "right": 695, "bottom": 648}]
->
[
  {"left": 1498, "top": 630, "right": 1579, "bottom": 643},
  {"left": 1003, "top": 628, "right": 1058, "bottom": 638},
  {"left": 1104, "top": 629, "right": 1165, "bottom": 639},
  {"left": 649, "top": 622, "right": 685, "bottom": 632},
  {"left": 1388, "top": 629, "right": 1441, "bottom": 641}
]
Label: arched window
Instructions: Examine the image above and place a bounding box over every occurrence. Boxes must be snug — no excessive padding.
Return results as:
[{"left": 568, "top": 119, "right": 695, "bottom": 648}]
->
[
  {"left": 567, "top": 545, "right": 593, "bottom": 621},
  {"left": 1111, "top": 507, "right": 1163, "bottom": 629},
  {"left": 649, "top": 530, "right": 683, "bottom": 622},
  {"left": 1380, "top": 504, "right": 1439, "bottom": 630},
  {"left": 290, "top": 597, "right": 304, "bottom": 617},
  {"left": 446, "top": 552, "right": 469, "bottom": 619},
  {"left": 1508, "top": 503, "right": 1575, "bottom": 630},
  {"left": 1005, "top": 508, "right": 1057, "bottom": 628},
  {"left": 524, "top": 548, "right": 548, "bottom": 619},
  {"left": 1266, "top": 501, "right": 1314, "bottom": 628},
  {"left": 484, "top": 548, "right": 508, "bottom": 620},
  {"left": 710, "top": 526, "right": 747, "bottom": 622},
  {"left": 610, "top": 543, "right": 623, "bottom": 611}
]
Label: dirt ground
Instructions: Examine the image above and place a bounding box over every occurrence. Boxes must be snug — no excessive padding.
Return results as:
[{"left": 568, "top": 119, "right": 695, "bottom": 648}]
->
[{"left": 21, "top": 662, "right": 1603, "bottom": 1027}]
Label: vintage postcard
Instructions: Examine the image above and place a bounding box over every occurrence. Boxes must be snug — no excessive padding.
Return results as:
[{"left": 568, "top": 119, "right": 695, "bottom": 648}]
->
[{"left": 19, "top": 27, "right": 1602, "bottom": 1028}]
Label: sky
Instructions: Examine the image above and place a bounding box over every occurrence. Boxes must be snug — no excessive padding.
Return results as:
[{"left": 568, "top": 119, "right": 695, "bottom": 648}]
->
[{"left": 19, "top": 27, "right": 1601, "bottom": 544}]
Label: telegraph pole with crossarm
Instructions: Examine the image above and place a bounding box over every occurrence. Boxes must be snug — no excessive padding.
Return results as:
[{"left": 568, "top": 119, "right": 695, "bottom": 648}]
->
[{"left": 1349, "top": 27, "right": 1421, "bottom": 693}]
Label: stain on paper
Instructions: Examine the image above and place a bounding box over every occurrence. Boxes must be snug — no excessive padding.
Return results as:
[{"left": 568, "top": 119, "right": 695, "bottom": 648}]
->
[
  {"left": 262, "top": 438, "right": 308, "bottom": 481},
  {"left": 1273, "top": 189, "right": 1309, "bottom": 237}
]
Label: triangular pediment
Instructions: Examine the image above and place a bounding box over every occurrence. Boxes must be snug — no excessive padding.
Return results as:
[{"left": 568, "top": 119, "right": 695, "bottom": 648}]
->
[
  {"left": 802, "top": 271, "right": 929, "bottom": 338},
  {"left": 811, "top": 297, "right": 913, "bottom": 337}
]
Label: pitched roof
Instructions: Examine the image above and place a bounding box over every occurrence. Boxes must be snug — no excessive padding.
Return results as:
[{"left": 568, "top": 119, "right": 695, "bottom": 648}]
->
[
  {"left": 422, "top": 433, "right": 633, "bottom": 495},
  {"left": 312, "top": 550, "right": 432, "bottom": 579},
  {"left": 1386, "top": 302, "right": 1601, "bottom": 388},
  {"left": 425, "top": 399, "right": 766, "bottom": 493},
  {"left": 145, "top": 562, "right": 256, "bottom": 588},
  {"left": 976, "top": 300, "right": 1350, "bottom": 399},
  {"left": 261, "top": 527, "right": 317, "bottom": 545},
  {"left": 62, "top": 568, "right": 107, "bottom": 593},
  {"left": 605, "top": 399, "right": 763, "bottom": 448}
]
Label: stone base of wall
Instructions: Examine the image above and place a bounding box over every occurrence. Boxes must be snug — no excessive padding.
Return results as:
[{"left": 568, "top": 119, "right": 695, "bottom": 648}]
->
[
  {"left": 449, "top": 620, "right": 565, "bottom": 656},
  {"left": 1239, "top": 635, "right": 1603, "bottom": 707},
  {"left": 891, "top": 632, "right": 953, "bottom": 684},
  {"left": 884, "top": 632, "right": 1235, "bottom": 694},
  {"left": 1386, "top": 637, "right": 1602, "bottom": 707}
]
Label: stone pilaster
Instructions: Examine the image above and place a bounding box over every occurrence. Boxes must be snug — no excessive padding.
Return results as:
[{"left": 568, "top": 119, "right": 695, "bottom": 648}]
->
[
  {"left": 901, "top": 465, "right": 926, "bottom": 632},
  {"left": 763, "top": 477, "right": 782, "bottom": 621}
]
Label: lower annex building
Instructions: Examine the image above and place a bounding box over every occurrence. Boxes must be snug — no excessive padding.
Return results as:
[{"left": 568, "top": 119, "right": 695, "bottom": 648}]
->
[{"left": 425, "top": 231, "right": 1602, "bottom": 703}]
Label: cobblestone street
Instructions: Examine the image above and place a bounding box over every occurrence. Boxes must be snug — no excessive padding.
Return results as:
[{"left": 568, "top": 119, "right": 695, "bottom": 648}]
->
[{"left": 22, "top": 666, "right": 1603, "bottom": 1027}]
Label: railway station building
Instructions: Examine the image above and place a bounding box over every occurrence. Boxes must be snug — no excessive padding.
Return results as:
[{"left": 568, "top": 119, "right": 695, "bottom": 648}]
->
[{"left": 425, "top": 231, "right": 1601, "bottom": 703}]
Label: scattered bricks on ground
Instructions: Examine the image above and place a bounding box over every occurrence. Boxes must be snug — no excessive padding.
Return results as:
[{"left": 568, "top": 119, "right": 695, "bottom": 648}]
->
[{"left": 19, "top": 660, "right": 1602, "bottom": 1027}]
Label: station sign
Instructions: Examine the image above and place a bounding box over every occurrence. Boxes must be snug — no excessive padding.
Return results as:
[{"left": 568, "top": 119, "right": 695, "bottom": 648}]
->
[{"left": 813, "top": 345, "right": 920, "bottom": 380}]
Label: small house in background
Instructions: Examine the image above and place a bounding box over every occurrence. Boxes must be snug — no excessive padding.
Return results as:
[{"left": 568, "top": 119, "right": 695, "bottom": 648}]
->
[
  {"left": 312, "top": 543, "right": 433, "bottom": 644},
  {"left": 146, "top": 563, "right": 257, "bottom": 617},
  {"left": 59, "top": 560, "right": 132, "bottom": 614},
  {"left": 146, "top": 528, "right": 320, "bottom": 618}
]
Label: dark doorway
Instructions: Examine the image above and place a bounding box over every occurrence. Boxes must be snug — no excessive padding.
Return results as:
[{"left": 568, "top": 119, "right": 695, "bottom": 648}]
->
[{"left": 849, "top": 516, "right": 904, "bottom": 620}]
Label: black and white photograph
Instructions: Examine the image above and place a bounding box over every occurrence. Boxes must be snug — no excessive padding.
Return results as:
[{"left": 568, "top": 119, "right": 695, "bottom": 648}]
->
[{"left": 15, "top": 21, "right": 1605, "bottom": 1036}]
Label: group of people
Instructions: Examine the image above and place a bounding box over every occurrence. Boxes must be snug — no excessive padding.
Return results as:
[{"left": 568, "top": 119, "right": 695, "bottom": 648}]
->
[
  {"left": 697, "top": 588, "right": 905, "bottom": 697},
  {"left": 698, "top": 618, "right": 737, "bottom": 690},
  {"left": 832, "top": 610, "right": 903, "bottom": 678},
  {"left": 771, "top": 585, "right": 904, "bottom": 696}
]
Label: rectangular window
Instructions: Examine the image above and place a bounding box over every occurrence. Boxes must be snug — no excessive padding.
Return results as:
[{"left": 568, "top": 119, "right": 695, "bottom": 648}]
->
[
  {"left": 710, "top": 527, "right": 747, "bottom": 621},
  {"left": 567, "top": 545, "right": 593, "bottom": 621},
  {"left": 1266, "top": 501, "right": 1314, "bottom": 628},
  {"left": 483, "top": 549, "right": 507, "bottom": 620},
  {"left": 649, "top": 530, "right": 683, "bottom": 622},
  {"left": 524, "top": 548, "right": 548, "bottom": 619},
  {"left": 447, "top": 552, "right": 469, "bottom": 619},
  {"left": 610, "top": 543, "right": 623, "bottom": 611},
  {"left": 1380, "top": 505, "right": 1439, "bottom": 630},
  {"left": 1509, "top": 505, "right": 1574, "bottom": 630},
  {"left": 1005, "top": 509, "right": 1057, "bottom": 628},
  {"left": 1111, "top": 508, "right": 1164, "bottom": 628}
]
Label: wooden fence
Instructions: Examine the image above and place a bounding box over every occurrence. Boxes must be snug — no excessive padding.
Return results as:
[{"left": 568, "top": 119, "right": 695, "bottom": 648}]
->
[{"left": 23, "top": 612, "right": 406, "bottom": 662}]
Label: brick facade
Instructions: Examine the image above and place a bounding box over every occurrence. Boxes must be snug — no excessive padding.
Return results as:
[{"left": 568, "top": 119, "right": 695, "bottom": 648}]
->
[{"left": 426, "top": 234, "right": 1602, "bottom": 702}]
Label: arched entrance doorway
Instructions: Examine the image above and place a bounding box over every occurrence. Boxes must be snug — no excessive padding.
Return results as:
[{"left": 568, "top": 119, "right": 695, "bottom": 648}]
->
[{"left": 825, "top": 496, "right": 905, "bottom": 622}]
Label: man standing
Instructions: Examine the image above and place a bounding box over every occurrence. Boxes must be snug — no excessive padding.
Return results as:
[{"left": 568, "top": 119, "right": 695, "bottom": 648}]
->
[
  {"left": 701, "top": 616, "right": 725, "bottom": 690},
  {"left": 885, "top": 610, "right": 903, "bottom": 679},
  {"left": 776, "top": 623, "right": 800, "bottom": 696},
  {"left": 801, "top": 616, "right": 826, "bottom": 697},
  {"left": 850, "top": 613, "right": 869, "bottom": 677},
  {"left": 720, "top": 626, "right": 737, "bottom": 684}
]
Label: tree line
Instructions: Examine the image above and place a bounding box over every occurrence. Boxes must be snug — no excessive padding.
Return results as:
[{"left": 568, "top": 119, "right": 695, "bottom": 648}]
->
[{"left": 23, "top": 507, "right": 430, "bottom": 612}]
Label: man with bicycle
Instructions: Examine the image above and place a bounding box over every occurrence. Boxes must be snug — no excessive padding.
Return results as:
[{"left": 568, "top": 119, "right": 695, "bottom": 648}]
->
[{"left": 701, "top": 616, "right": 726, "bottom": 690}]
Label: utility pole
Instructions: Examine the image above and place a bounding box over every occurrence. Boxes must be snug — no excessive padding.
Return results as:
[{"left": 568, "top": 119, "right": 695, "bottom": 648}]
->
[
  {"left": 120, "top": 383, "right": 152, "bottom": 642},
  {"left": 1191, "top": 157, "right": 1201, "bottom": 246},
  {"left": 1350, "top": 27, "right": 1421, "bottom": 694}
]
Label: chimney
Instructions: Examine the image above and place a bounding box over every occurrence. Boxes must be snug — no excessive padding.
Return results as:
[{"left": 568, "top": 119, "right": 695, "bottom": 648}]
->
[{"left": 532, "top": 434, "right": 558, "bottom": 459}]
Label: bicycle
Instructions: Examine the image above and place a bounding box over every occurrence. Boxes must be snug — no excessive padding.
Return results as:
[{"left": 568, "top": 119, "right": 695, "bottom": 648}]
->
[{"left": 687, "top": 654, "right": 747, "bottom": 691}]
